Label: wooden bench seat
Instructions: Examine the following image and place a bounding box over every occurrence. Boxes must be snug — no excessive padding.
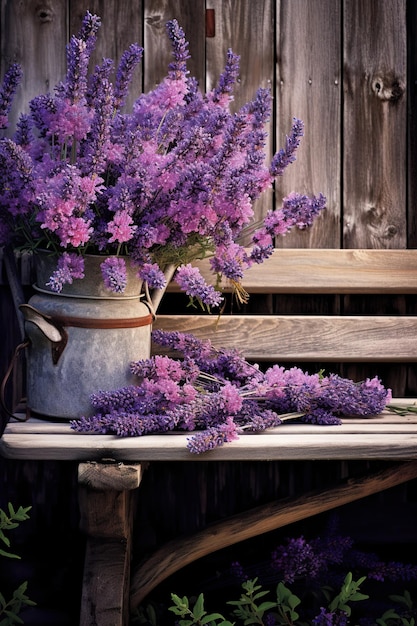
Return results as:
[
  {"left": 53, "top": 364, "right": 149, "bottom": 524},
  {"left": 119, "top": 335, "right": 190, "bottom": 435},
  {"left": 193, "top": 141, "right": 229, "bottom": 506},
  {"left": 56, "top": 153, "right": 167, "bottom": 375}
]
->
[
  {"left": 2, "top": 248, "right": 417, "bottom": 625},
  {"left": 2, "top": 407, "right": 417, "bottom": 462}
]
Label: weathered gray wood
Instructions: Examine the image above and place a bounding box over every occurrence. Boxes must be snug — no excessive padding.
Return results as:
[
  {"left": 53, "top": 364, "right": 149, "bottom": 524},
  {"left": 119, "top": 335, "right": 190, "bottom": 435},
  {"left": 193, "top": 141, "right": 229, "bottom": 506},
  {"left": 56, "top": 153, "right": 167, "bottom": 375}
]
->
[
  {"left": 343, "top": 0, "right": 407, "bottom": 248},
  {"left": 153, "top": 314, "right": 417, "bottom": 362},
  {"left": 78, "top": 483, "right": 137, "bottom": 626},
  {"left": 2, "top": 405, "right": 417, "bottom": 461},
  {"left": 78, "top": 461, "right": 142, "bottom": 491},
  {"left": 276, "top": 0, "right": 341, "bottom": 248},
  {"left": 166, "top": 248, "right": 417, "bottom": 294},
  {"left": 408, "top": 0, "right": 417, "bottom": 246},
  {"left": 130, "top": 460, "right": 417, "bottom": 608}
]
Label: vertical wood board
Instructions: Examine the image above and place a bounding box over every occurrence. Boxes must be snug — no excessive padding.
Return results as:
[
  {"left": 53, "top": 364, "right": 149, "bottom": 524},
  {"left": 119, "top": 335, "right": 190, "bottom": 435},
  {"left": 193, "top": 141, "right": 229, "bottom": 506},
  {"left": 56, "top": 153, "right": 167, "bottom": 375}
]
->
[
  {"left": 343, "top": 0, "right": 407, "bottom": 248},
  {"left": 275, "top": 0, "right": 342, "bottom": 248}
]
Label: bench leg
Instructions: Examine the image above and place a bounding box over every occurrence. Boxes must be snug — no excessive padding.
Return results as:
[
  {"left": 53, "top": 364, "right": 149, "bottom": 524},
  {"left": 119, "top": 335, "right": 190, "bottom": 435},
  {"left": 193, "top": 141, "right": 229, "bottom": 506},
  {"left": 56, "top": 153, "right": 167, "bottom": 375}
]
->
[{"left": 78, "top": 462, "right": 142, "bottom": 626}]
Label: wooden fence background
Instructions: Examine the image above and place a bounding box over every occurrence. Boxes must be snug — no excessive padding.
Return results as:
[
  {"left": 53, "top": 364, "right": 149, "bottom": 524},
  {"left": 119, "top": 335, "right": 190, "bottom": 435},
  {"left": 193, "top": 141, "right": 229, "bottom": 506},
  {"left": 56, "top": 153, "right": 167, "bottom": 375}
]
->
[{"left": 1, "top": 1, "right": 417, "bottom": 623}]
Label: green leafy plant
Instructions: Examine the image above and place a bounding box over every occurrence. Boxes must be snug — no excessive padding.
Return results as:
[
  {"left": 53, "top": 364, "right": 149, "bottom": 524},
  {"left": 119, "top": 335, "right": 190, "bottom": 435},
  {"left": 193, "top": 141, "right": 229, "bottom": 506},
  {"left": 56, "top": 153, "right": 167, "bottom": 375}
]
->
[
  {"left": 377, "top": 591, "right": 416, "bottom": 626},
  {"left": 327, "top": 572, "right": 369, "bottom": 616},
  {"left": 169, "top": 592, "right": 233, "bottom": 625},
  {"left": 227, "top": 578, "right": 277, "bottom": 624},
  {"left": 0, "top": 503, "right": 35, "bottom": 625},
  {"left": 168, "top": 573, "right": 371, "bottom": 626}
]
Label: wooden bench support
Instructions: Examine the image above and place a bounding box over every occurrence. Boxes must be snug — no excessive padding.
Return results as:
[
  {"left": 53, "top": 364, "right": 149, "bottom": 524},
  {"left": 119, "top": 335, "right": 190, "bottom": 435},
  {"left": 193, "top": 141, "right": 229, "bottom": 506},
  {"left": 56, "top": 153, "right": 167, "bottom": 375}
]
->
[
  {"left": 130, "top": 460, "right": 417, "bottom": 610},
  {"left": 78, "top": 462, "right": 142, "bottom": 626}
]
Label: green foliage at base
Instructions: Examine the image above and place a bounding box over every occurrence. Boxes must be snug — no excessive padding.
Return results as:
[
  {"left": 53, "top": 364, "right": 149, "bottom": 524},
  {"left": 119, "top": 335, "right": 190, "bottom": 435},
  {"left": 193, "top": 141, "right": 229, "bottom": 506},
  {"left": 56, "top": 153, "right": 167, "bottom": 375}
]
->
[{"left": 0, "top": 504, "right": 35, "bottom": 625}]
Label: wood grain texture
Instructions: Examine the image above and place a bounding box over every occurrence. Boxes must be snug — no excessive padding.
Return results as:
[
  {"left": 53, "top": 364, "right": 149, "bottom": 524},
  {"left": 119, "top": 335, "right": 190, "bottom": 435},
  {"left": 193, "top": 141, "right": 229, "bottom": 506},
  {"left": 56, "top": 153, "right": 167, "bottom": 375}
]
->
[
  {"left": 153, "top": 314, "right": 417, "bottom": 362},
  {"left": 78, "top": 461, "right": 142, "bottom": 491},
  {"left": 2, "top": 405, "right": 417, "bottom": 461},
  {"left": 407, "top": 0, "right": 417, "bottom": 246},
  {"left": 165, "top": 248, "right": 417, "bottom": 294},
  {"left": 343, "top": 0, "right": 407, "bottom": 248},
  {"left": 80, "top": 538, "right": 130, "bottom": 626},
  {"left": 276, "top": 0, "right": 341, "bottom": 247},
  {"left": 130, "top": 460, "right": 417, "bottom": 607},
  {"left": 78, "top": 479, "right": 137, "bottom": 625}
]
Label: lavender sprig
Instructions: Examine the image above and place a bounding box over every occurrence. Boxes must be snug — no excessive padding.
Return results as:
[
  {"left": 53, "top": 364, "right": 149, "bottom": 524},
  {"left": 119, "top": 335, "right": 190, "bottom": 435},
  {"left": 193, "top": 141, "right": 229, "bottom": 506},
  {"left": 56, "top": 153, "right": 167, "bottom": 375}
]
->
[{"left": 0, "top": 63, "right": 23, "bottom": 129}]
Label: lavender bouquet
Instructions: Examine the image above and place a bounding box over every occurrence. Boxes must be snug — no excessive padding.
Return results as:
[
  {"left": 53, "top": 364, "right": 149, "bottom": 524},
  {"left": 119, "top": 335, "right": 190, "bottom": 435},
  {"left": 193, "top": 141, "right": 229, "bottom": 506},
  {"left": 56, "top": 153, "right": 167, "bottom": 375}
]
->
[
  {"left": 0, "top": 12, "right": 325, "bottom": 309},
  {"left": 70, "top": 330, "right": 392, "bottom": 453}
]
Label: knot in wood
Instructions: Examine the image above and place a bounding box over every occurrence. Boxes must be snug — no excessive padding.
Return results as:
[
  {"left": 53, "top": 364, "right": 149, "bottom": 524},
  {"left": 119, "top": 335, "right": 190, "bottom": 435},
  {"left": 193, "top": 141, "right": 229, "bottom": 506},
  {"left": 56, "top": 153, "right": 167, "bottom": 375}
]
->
[
  {"left": 371, "top": 73, "right": 405, "bottom": 102},
  {"left": 36, "top": 5, "right": 54, "bottom": 23}
]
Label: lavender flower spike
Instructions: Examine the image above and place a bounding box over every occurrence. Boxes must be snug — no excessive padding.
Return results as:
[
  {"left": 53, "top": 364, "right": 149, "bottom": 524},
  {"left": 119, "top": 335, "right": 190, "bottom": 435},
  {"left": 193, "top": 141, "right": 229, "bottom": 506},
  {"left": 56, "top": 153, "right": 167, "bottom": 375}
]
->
[
  {"left": 269, "top": 117, "right": 304, "bottom": 177},
  {"left": 0, "top": 63, "right": 23, "bottom": 129},
  {"left": 113, "top": 43, "right": 143, "bottom": 111},
  {"left": 166, "top": 19, "right": 190, "bottom": 78}
]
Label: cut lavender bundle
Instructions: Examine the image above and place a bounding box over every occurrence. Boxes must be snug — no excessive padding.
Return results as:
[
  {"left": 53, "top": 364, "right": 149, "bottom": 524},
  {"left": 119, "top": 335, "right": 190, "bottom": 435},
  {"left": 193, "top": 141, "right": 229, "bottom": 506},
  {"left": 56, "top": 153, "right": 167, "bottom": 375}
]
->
[{"left": 70, "top": 331, "right": 392, "bottom": 453}]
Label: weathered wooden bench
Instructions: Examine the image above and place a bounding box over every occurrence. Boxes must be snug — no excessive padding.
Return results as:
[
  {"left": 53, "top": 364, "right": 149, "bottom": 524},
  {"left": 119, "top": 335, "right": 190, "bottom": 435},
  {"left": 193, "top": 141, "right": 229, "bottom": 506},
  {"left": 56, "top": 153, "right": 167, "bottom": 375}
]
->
[{"left": 2, "top": 248, "right": 417, "bottom": 626}]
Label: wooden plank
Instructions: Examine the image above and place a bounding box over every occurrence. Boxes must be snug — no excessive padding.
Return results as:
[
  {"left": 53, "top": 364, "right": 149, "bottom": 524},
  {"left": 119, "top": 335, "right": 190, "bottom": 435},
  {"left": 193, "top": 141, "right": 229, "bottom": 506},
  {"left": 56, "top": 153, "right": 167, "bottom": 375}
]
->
[
  {"left": 343, "top": 0, "right": 407, "bottom": 248},
  {"left": 3, "top": 411, "right": 417, "bottom": 461},
  {"left": 130, "top": 460, "right": 417, "bottom": 607},
  {"left": 276, "top": 0, "right": 341, "bottom": 248},
  {"left": 0, "top": 0, "right": 67, "bottom": 133},
  {"left": 166, "top": 249, "right": 417, "bottom": 294},
  {"left": 408, "top": 0, "right": 417, "bottom": 245},
  {"left": 3, "top": 432, "right": 417, "bottom": 461},
  {"left": 153, "top": 314, "right": 417, "bottom": 362}
]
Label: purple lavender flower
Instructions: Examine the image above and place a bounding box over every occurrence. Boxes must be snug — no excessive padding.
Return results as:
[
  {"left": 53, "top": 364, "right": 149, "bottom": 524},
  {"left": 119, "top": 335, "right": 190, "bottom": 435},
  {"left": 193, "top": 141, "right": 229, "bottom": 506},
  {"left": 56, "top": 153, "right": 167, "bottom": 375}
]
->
[
  {"left": 139, "top": 262, "right": 167, "bottom": 290},
  {"left": 45, "top": 252, "right": 85, "bottom": 292},
  {"left": 71, "top": 330, "right": 392, "bottom": 450},
  {"left": 269, "top": 117, "right": 304, "bottom": 177},
  {"left": 80, "top": 78, "right": 114, "bottom": 174},
  {"left": 165, "top": 19, "right": 190, "bottom": 78},
  {"left": 209, "top": 49, "right": 240, "bottom": 105},
  {"left": 63, "top": 12, "right": 101, "bottom": 103},
  {"left": 187, "top": 418, "right": 239, "bottom": 453},
  {"left": 0, "top": 15, "right": 325, "bottom": 308},
  {"left": 313, "top": 607, "right": 348, "bottom": 626},
  {"left": 100, "top": 256, "right": 127, "bottom": 292},
  {"left": 175, "top": 264, "right": 223, "bottom": 309},
  {"left": 0, "top": 63, "right": 22, "bottom": 129},
  {"left": 271, "top": 536, "right": 323, "bottom": 583},
  {"left": 113, "top": 44, "right": 143, "bottom": 111}
]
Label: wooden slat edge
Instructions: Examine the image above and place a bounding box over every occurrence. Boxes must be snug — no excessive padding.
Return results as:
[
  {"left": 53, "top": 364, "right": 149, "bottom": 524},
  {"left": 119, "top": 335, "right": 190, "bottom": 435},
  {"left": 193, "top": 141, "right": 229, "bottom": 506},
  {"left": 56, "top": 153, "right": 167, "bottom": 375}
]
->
[
  {"left": 166, "top": 249, "right": 417, "bottom": 294},
  {"left": 153, "top": 314, "right": 417, "bottom": 362}
]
